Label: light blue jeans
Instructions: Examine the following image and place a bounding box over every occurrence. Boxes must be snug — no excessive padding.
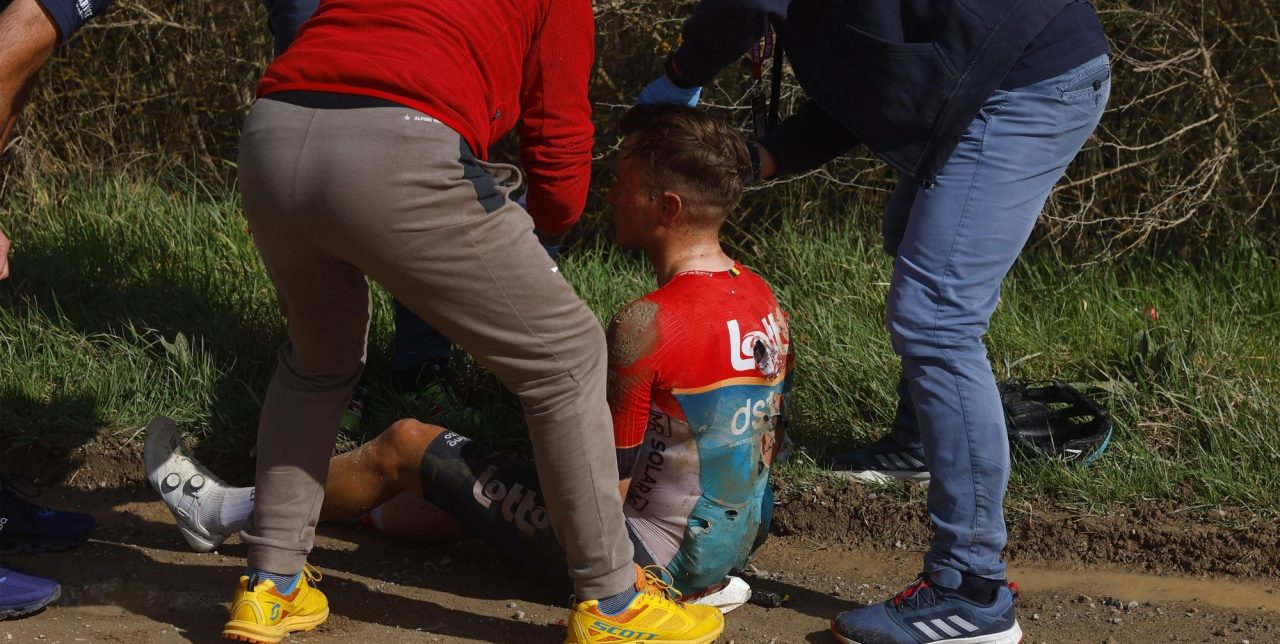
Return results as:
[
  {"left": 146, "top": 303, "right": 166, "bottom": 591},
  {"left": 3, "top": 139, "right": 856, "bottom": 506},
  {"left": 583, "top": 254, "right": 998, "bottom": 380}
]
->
[{"left": 883, "top": 55, "right": 1110, "bottom": 581}]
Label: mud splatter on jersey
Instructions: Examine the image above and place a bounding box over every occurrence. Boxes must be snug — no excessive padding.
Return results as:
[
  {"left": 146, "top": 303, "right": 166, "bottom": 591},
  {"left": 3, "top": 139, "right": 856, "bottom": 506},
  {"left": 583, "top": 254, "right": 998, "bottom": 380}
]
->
[{"left": 608, "top": 262, "right": 793, "bottom": 593}]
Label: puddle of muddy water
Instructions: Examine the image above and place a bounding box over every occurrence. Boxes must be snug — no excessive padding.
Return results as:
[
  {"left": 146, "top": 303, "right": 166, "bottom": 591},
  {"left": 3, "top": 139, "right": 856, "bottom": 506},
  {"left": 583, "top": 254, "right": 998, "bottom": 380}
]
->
[
  {"left": 1006, "top": 566, "right": 1280, "bottom": 611},
  {"left": 750, "top": 540, "right": 1280, "bottom": 612}
]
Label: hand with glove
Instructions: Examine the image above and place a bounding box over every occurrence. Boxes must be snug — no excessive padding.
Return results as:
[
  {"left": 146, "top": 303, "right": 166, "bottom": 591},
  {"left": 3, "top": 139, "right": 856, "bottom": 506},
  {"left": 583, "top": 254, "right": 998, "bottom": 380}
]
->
[
  {"left": 636, "top": 60, "right": 702, "bottom": 107},
  {"left": 637, "top": 74, "right": 702, "bottom": 107}
]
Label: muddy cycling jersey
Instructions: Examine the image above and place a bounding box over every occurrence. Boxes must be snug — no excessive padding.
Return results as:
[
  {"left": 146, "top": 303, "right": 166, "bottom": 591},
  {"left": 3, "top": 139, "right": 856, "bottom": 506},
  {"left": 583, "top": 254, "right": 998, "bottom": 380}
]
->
[{"left": 609, "top": 263, "right": 793, "bottom": 593}]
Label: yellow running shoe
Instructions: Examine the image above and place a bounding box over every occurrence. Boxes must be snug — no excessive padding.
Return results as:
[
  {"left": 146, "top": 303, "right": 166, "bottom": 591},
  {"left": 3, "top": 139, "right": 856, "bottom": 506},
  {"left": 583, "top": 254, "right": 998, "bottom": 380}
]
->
[
  {"left": 565, "top": 565, "right": 724, "bottom": 644},
  {"left": 222, "top": 565, "right": 329, "bottom": 643}
]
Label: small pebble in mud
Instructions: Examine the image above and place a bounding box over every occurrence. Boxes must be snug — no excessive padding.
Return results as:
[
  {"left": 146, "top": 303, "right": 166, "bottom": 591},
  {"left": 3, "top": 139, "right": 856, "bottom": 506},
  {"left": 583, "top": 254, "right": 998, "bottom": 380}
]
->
[
  {"left": 507, "top": 602, "right": 518, "bottom": 609},
  {"left": 1110, "top": 617, "right": 1123, "bottom": 625},
  {"left": 513, "top": 611, "right": 526, "bottom": 620},
  {"left": 1127, "top": 601, "right": 1140, "bottom": 611}
]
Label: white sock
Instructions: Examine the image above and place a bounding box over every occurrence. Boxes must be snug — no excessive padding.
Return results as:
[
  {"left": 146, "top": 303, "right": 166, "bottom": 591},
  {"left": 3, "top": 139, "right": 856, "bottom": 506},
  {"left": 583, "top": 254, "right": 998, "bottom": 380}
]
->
[
  {"left": 192, "top": 485, "right": 254, "bottom": 535},
  {"left": 216, "top": 487, "right": 255, "bottom": 533}
]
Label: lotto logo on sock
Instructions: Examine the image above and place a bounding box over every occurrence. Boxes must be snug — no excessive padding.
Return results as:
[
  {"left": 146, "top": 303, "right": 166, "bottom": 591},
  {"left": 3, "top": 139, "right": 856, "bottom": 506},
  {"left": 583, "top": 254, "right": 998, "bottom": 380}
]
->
[{"left": 471, "top": 465, "right": 551, "bottom": 535}]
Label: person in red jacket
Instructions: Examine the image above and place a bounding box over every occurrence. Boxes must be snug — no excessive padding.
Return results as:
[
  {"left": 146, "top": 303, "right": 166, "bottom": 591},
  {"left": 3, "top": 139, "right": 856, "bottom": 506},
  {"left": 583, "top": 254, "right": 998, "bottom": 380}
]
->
[
  {"left": 148, "top": 106, "right": 791, "bottom": 626},
  {"left": 229, "top": 1, "right": 724, "bottom": 643}
]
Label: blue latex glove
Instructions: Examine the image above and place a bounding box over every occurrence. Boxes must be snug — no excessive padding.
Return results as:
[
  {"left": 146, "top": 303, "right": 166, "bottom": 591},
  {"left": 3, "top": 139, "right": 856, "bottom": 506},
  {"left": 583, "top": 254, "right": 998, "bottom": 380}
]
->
[{"left": 637, "top": 74, "right": 702, "bottom": 107}]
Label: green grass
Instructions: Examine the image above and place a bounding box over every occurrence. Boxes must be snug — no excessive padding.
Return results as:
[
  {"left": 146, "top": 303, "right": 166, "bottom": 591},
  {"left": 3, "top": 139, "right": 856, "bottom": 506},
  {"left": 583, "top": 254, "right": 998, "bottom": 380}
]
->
[{"left": 2, "top": 173, "right": 1277, "bottom": 520}]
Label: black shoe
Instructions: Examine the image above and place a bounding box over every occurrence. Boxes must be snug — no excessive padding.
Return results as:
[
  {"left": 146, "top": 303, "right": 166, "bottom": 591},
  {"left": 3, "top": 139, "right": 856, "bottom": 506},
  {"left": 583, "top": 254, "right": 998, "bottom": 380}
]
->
[
  {"left": 826, "top": 435, "right": 931, "bottom": 485},
  {"left": 0, "top": 479, "right": 95, "bottom": 554}
]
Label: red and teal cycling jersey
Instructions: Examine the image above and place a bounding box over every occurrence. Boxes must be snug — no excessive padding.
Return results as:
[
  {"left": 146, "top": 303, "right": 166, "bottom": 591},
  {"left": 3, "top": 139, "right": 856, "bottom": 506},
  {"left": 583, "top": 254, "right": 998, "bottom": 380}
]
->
[{"left": 607, "top": 262, "right": 793, "bottom": 593}]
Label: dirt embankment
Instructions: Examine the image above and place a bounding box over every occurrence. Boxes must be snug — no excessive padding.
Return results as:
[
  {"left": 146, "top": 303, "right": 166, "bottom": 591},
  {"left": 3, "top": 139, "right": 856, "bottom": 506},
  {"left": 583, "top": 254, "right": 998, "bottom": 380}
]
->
[
  {"left": 7, "top": 435, "right": 1278, "bottom": 579},
  {"left": 772, "top": 476, "right": 1280, "bottom": 579}
]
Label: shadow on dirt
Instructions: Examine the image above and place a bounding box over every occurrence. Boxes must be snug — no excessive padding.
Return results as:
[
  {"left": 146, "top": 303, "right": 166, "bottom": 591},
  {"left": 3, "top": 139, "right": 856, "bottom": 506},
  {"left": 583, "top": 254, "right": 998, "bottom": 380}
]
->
[
  {"left": 6, "top": 486, "right": 567, "bottom": 641},
  {"left": 745, "top": 573, "right": 857, "bottom": 623}
]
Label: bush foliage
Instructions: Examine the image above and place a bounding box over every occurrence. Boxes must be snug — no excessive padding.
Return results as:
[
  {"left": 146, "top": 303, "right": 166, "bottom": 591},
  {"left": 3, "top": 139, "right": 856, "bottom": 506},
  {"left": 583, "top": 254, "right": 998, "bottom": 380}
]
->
[{"left": 4, "top": 0, "right": 1277, "bottom": 259}]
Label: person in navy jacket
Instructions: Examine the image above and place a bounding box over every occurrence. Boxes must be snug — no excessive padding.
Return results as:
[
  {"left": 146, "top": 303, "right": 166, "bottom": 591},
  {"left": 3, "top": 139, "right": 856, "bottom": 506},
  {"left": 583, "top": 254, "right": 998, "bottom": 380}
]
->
[{"left": 640, "top": 1, "right": 1110, "bottom": 642}]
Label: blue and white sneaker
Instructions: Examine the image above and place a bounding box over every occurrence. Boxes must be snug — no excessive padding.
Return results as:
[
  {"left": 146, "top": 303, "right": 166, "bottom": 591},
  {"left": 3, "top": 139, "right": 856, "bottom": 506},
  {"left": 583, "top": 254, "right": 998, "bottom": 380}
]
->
[
  {"left": 0, "top": 565, "right": 61, "bottom": 620},
  {"left": 826, "top": 435, "right": 931, "bottom": 485},
  {"left": 831, "top": 575, "right": 1022, "bottom": 644}
]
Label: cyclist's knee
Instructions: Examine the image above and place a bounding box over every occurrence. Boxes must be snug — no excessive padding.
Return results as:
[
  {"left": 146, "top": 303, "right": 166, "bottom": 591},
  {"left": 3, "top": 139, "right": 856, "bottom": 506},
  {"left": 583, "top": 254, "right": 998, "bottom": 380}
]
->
[{"left": 375, "top": 419, "right": 446, "bottom": 473}]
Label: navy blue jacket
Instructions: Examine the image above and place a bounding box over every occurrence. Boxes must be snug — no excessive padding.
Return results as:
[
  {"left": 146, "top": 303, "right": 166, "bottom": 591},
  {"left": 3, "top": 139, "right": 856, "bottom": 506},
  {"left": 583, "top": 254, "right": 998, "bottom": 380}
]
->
[
  {"left": 35, "top": 0, "right": 114, "bottom": 42},
  {"left": 669, "top": 0, "right": 1071, "bottom": 184}
]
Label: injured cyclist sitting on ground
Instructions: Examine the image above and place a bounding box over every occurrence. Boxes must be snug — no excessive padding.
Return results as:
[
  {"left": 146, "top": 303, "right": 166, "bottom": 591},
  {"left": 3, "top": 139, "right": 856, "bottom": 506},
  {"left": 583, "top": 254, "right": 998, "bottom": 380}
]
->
[{"left": 144, "top": 105, "right": 794, "bottom": 614}]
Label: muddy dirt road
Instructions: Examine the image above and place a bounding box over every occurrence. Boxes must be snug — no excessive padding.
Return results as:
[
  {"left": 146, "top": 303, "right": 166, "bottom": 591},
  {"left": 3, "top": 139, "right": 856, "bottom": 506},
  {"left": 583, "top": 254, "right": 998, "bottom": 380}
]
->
[{"left": 2, "top": 487, "right": 1278, "bottom": 643}]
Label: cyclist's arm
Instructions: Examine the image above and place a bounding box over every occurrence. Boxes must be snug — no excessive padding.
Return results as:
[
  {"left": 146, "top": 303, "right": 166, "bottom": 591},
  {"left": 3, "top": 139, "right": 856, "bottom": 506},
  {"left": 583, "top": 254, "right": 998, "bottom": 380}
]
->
[{"left": 605, "top": 298, "right": 663, "bottom": 481}]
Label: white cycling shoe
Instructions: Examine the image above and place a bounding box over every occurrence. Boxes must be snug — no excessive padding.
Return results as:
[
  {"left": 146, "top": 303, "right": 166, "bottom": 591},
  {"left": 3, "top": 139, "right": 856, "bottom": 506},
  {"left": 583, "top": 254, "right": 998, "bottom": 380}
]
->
[
  {"left": 143, "top": 416, "right": 231, "bottom": 552},
  {"left": 689, "top": 575, "right": 752, "bottom": 614}
]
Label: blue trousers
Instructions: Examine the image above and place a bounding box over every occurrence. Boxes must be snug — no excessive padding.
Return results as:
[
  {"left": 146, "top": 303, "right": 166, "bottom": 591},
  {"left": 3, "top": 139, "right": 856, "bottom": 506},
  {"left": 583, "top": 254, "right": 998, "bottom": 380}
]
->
[
  {"left": 261, "top": 0, "right": 317, "bottom": 56},
  {"left": 883, "top": 55, "right": 1110, "bottom": 580}
]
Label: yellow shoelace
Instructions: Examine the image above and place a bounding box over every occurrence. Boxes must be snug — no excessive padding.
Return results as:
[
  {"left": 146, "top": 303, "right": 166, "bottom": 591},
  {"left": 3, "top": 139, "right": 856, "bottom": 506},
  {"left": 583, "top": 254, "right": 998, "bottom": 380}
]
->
[
  {"left": 302, "top": 564, "right": 323, "bottom": 586},
  {"left": 639, "top": 565, "right": 682, "bottom": 604}
]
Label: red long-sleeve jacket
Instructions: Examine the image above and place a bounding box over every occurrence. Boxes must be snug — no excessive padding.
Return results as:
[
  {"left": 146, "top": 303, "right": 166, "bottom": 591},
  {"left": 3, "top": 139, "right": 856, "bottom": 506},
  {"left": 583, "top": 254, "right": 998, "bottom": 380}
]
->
[{"left": 257, "top": 0, "right": 594, "bottom": 235}]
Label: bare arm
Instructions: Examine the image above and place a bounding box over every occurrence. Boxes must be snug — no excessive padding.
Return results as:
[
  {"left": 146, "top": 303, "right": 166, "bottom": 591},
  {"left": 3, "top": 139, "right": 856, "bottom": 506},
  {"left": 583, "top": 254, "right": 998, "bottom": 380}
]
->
[
  {"left": 0, "top": 0, "right": 58, "bottom": 279},
  {"left": 0, "top": 0, "right": 58, "bottom": 153}
]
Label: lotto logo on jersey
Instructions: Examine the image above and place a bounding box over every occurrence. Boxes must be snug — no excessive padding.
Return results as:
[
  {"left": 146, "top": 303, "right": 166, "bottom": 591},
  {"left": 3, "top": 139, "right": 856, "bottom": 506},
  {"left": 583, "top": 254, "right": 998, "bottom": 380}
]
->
[
  {"left": 471, "top": 466, "right": 552, "bottom": 536},
  {"left": 726, "top": 313, "right": 788, "bottom": 375}
]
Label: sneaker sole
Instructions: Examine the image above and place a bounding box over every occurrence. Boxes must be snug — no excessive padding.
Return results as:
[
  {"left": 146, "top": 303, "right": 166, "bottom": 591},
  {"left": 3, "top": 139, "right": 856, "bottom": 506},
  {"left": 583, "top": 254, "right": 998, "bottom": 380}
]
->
[
  {"left": 0, "top": 586, "right": 60, "bottom": 621},
  {"left": 563, "top": 628, "right": 724, "bottom": 644},
  {"left": 830, "top": 469, "right": 932, "bottom": 487},
  {"left": 563, "top": 612, "right": 724, "bottom": 644},
  {"left": 222, "top": 608, "right": 330, "bottom": 644},
  {"left": 831, "top": 620, "right": 1022, "bottom": 644}
]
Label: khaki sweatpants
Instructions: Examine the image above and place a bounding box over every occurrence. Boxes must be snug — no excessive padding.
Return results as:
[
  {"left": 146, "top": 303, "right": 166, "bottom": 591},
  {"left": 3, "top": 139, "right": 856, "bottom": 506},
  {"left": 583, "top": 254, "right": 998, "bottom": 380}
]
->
[{"left": 236, "top": 98, "right": 635, "bottom": 599}]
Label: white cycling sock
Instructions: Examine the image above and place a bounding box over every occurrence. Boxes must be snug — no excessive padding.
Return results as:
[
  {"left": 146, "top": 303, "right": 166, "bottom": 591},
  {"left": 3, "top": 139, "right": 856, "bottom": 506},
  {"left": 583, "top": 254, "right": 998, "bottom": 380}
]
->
[{"left": 216, "top": 487, "right": 255, "bottom": 533}]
